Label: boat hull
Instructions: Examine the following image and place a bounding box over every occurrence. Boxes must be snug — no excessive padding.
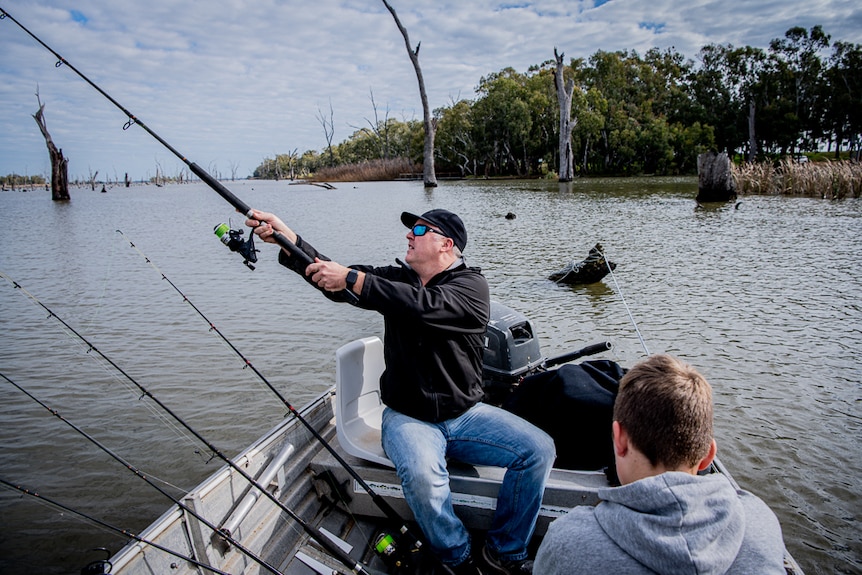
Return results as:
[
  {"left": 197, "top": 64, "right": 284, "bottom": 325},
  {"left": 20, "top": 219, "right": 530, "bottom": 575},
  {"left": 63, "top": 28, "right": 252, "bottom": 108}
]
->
[{"left": 110, "top": 387, "right": 803, "bottom": 575}]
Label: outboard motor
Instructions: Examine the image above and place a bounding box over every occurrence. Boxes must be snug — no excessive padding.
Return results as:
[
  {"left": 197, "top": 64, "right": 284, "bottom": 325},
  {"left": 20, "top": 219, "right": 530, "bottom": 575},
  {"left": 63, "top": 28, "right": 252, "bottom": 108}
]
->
[
  {"left": 482, "top": 301, "right": 613, "bottom": 404},
  {"left": 482, "top": 302, "right": 544, "bottom": 402},
  {"left": 483, "top": 301, "right": 622, "bottom": 477}
]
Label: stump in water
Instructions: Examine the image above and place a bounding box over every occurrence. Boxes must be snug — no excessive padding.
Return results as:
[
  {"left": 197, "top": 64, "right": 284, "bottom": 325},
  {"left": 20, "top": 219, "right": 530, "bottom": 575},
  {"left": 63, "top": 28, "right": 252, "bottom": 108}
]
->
[
  {"left": 32, "top": 93, "right": 70, "bottom": 201},
  {"left": 697, "top": 152, "right": 736, "bottom": 203},
  {"left": 549, "top": 243, "right": 616, "bottom": 285}
]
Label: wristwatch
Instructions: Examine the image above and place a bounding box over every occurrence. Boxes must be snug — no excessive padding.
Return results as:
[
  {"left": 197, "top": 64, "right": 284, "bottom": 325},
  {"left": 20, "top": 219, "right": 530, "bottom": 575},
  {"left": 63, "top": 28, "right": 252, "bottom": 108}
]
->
[{"left": 345, "top": 269, "right": 359, "bottom": 291}]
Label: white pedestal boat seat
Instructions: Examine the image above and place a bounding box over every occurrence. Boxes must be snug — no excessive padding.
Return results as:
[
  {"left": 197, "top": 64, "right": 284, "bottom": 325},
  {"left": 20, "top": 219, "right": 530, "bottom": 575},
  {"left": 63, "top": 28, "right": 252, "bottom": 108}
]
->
[{"left": 335, "top": 336, "right": 394, "bottom": 467}]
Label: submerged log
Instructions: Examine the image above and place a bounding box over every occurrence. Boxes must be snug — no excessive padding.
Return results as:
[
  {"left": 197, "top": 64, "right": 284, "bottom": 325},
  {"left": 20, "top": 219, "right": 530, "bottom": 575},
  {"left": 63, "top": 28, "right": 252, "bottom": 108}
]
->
[
  {"left": 549, "top": 243, "right": 616, "bottom": 285},
  {"left": 696, "top": 151, "right": 736, "bottom": 202}
]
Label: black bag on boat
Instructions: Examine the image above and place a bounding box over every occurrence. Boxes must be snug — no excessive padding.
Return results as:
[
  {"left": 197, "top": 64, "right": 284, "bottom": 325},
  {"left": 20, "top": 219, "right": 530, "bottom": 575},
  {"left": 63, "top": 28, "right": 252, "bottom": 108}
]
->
[{"left": 502, "top": 360, "right": 625, "bottom": 474}]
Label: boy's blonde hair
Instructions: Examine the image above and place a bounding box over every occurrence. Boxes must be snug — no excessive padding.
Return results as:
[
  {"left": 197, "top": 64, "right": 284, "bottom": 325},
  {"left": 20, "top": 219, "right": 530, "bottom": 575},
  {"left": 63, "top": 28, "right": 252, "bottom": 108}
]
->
[{"left": 613, "top": 354, "right": 713, "bottom": 469}]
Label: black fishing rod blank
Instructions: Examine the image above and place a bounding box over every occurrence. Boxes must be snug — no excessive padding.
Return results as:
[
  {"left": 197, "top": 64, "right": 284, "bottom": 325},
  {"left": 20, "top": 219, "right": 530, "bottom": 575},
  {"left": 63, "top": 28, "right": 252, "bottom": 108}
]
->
[
  {"left": 0, "top": 6, "right": 357, "bottom": 304},
  {"left": 116, "top": 230, "right": 426, "bottom": 560},
  {"left": 0, "top": 273, "right": 375, "bottom": 575},
  {"left": 0, "top": 371, "right": 285, "bottom": 575},
  {"left": 0, "top": 477, "right": 234, "bottom": 575}
]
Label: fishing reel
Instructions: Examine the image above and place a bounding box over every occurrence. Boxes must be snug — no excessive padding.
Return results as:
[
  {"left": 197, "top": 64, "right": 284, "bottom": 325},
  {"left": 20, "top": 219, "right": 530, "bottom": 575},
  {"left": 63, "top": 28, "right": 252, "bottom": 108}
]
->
[
  {"left": 214, "top": 222, "right": 258, "bottom": 270},
  {"left": 371, "top": 529, "right": 426, "bottom": 573}
]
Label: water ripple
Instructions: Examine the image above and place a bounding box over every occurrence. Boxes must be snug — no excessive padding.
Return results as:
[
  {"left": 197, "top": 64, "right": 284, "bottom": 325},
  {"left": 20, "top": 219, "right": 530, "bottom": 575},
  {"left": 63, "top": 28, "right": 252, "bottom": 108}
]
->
[{"left": 1, "top": 180, "right": 860, "bottom": 574}]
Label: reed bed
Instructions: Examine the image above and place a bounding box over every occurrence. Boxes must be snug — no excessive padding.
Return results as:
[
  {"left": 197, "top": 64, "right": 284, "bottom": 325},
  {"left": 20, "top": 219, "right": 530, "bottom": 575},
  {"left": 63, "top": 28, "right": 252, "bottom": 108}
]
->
[
  {"left": 310, "top": 157, "right": 421, "bottom": 182},
  {"left": 733, "top": 159, "right": 862, "bottom": 199}
]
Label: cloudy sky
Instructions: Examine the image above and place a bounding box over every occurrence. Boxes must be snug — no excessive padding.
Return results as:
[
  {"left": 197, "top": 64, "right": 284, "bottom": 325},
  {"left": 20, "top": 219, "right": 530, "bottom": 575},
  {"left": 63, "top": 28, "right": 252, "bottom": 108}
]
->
[{"left": 1, "top": 0, "right": 860, "bottom": 181}]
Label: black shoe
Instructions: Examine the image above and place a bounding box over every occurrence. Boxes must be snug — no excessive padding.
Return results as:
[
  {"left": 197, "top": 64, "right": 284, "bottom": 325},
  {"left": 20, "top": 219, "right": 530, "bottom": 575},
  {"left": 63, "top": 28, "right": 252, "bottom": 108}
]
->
[
  {"left": 445, "top": 554, "right": 485, "bottom": 575},
  {"left": 480, "top": 545, "right": 533, "bottom": 575}
]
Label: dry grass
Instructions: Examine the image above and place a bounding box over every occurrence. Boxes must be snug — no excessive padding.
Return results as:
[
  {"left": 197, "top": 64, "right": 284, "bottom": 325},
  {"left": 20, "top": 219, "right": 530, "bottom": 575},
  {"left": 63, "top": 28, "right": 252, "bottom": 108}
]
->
[
  {"left": 733, "top": 159, "right": 862, "bottom": 199},
  {"left": 310, "top": 157, "right": 421, "bottom": 182}
]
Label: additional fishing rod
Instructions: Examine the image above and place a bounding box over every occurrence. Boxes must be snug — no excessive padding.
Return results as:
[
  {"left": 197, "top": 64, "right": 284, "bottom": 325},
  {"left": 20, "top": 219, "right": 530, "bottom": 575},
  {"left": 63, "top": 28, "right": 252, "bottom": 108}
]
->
[
  {"left": 0, "top": 6, "right": 357, "bottom": 303},
  {"left": 0, "top": 477, "right": 234, "bottom": 575},
  {"left": 0, "top": 372, "right": 284, "bottom": 575},
  {"left": 597, "top": 247, "right": 651, "bottom": 356},
  {"left": 0, "top": 273, "right": 377, "bottom": 575},
  {"left": 115, "top": 230, "right": 426, "bottom": 558}
]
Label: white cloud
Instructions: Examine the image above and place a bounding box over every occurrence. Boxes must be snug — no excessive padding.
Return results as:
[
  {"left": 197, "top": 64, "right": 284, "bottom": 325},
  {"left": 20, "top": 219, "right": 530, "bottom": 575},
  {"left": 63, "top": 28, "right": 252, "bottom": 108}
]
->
[{"left": 1, "top": 0, "right": 860, "bottom": 181}]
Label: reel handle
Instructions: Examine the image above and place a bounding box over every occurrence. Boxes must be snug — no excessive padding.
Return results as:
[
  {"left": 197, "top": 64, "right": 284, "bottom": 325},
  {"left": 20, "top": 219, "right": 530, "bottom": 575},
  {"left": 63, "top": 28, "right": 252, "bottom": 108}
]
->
[{"left": 194, "top": 163, "right": 358, "bottom": 304}]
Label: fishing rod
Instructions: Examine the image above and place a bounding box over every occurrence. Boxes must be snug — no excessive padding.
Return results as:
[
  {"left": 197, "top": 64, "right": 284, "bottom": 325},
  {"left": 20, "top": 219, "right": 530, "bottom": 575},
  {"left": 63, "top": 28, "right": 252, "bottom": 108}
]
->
[
  {"left": 0, "top": 272, "right": 377, "bottom": 575},
  {"left": 0, "top": 477, "right": 234, "bottom": 575},
  {"left": 0, "top": 371, "right": 285, "bottom": 575},
  {"left": 597, "top": 247, "right": 651, "bottom": 356},
  {"left": 115, "top": 230, "right": 426, "bottom": 559},
  {"left": 0, "top": 6, "right": 357, "bottom": 304}
]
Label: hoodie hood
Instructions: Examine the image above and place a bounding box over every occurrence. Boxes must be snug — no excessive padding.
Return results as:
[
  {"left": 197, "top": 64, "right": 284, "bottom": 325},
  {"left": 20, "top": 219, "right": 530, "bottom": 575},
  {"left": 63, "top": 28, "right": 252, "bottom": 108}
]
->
[{"left": 595, "top": 472, "right": 745, "bottom": 575}]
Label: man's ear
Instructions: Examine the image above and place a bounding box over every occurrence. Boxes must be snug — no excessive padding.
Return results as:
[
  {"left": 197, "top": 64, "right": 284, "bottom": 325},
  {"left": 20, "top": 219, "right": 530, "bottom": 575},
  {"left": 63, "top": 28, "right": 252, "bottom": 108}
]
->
[
  {"left": 697, "top": 439, "right": 717, "bottom": 471},
  {"left": 612, "top": 420, "right": 628, "bottom": 457}
]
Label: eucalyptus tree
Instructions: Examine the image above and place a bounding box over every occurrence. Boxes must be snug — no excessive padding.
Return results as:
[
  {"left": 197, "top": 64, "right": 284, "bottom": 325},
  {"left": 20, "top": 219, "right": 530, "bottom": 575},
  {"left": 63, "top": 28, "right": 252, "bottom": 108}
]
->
[
  {"left": 690, "top": 43, "right": 770, "bottom": 160},
  {"left": 523, "top": 66, "right": 558, "bottom": 174},
  {"left": 690, "top": 44, "right": 742, "bottom": 156},
  {"left": 572, "top": 86, "right": 607, "bottom": 174},
  {"left": 582, "top": 49, "right": 675, "bottom": 173},
  {"left": 824, "top": 41, "right": 862, "bottom": 158},
  {"left": 348, "top": 89, "right": 393, "bottom": 161},
  {"left": 471, "top": 68, "right": 534, "bottom": 176},
  {"left": 299, "top": 150, "right": 324, "bottom": 176},
  {"left": 726, "top": 46, "right": 769, "bottom": 161},
  {"left": 332, "top": 118, "right": 422, "bottom": 166},
  {"left": 335, "top": 128, "right": 381, "bottom": 165},
  {"left": 636, "top": 47, "right": 701, "bottom": 173},
  {"left": 388, "top": 117, "right": 425, "bottom": 160},
  {"left": 581, "top": 50, "right": 648, "bottom": 173},
  {"left": 768, "top": 26, "right": 831, "bottom": 152},
  {"left": 434, "top": 99, "right": 477, "bottom": 176}
]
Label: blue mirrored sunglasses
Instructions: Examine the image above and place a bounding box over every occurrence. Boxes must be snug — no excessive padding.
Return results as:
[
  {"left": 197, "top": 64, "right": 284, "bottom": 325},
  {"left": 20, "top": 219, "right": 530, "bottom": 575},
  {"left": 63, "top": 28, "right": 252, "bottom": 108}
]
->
[{"left": 411, "top": 224, "right": 447, "bottom": 238}]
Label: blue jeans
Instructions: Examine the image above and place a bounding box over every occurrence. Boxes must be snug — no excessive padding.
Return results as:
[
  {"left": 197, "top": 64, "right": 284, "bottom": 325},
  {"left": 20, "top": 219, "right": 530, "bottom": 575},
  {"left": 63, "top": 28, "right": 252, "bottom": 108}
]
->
[{"left": 381, "top": 402, "right": 555, "bottom": 566}]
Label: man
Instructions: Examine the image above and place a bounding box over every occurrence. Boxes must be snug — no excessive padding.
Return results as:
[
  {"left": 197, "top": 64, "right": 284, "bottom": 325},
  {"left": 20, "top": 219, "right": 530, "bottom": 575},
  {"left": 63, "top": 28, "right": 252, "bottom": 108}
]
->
[
  {"left": 534, "top": 354, "right": 787, "bottom": 574},
  {"left": 247, "top": 208, "right": 555, "bottom": 575}
]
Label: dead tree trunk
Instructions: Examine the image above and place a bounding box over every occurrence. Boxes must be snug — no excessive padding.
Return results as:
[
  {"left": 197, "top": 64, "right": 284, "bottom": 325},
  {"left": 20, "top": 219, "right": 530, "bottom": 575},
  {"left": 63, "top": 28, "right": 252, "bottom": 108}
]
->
[
  {"left": 747, "top": 99, "right": 757, "bottom": 163},
  {"left": 554, "top": 48, "right": 576, "bottom": 182},
  {"left": 32, "top": 92, "right": 70, "bottom": 201},
  {"left": 697, "top": 151, "right": 736, "bottom": 203},
  {"left": 381, "top": 0, "right": 437, "bottom": 188}
]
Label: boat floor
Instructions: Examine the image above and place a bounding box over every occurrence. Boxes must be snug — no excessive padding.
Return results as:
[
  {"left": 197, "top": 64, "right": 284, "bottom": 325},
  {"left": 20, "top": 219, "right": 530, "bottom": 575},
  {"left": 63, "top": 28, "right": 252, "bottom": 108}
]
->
[{"left": 109, "top": 390, "right": 802, "bottom": 575}]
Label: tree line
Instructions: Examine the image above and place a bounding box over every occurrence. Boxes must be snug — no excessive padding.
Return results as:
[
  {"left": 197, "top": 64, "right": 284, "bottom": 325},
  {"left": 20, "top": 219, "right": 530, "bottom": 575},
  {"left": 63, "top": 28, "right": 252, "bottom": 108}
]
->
[
  {"left": 254, "top": 25, "right": 860, "bottom": 180},
  {"left": 1, "top": 174, "right": 46, "bottom": 187}
]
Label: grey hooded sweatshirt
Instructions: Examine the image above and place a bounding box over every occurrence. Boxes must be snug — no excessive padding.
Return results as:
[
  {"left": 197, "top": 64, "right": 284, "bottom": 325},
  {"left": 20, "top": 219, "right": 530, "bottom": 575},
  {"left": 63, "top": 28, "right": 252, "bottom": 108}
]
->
[{"left": 534, "top": 471, "right": 786, "bottom": 575}]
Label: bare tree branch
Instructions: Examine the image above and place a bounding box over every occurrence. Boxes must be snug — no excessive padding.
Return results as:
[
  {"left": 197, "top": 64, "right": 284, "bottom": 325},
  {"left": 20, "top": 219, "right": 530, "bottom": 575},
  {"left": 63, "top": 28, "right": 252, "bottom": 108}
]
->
[{"left": 316, "top": 99, "right": 336, "bottom": 167}]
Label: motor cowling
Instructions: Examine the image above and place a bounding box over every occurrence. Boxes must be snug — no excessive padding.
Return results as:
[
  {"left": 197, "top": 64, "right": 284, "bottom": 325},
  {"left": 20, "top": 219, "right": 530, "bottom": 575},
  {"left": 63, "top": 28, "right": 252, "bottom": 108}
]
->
[{"left": 482, "top": 302, "right": 544, "bottom": 401}]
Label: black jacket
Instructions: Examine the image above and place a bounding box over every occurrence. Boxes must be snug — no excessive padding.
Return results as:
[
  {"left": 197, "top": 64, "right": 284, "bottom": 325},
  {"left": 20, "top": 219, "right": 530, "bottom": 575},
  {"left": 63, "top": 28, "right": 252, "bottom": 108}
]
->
[{"left": 279, "top": 235, "right": 490, "bottom": 422}]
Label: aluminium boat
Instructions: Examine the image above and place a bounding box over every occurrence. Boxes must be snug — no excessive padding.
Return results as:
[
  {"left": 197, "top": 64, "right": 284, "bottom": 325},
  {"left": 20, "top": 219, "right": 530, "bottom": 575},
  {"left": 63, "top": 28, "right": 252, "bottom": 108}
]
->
[{"left": 108, "top": 303, "right": 803, "bottom": 575}]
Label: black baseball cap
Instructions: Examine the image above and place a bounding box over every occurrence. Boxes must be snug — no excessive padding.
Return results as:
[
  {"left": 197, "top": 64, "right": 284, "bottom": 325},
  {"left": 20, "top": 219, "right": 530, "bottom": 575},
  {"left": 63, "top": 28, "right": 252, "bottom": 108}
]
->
[{"left": 401, "top": 209, "right": 468, "bottom": 252}]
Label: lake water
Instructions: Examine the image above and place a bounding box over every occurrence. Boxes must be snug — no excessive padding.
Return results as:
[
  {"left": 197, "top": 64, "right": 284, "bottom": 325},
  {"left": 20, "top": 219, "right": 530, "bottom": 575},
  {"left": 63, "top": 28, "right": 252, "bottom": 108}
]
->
[{"left": 0, "top": 178, "right": 859, "bottom": 574}]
